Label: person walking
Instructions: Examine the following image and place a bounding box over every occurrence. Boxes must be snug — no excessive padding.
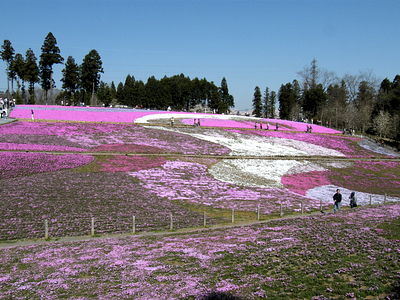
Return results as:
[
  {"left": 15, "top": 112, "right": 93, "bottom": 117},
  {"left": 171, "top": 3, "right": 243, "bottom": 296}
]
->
[
  {"left": 333, "top": 189, "right": 342, "bottom": 213},
  {"left": 31, "top": 109, "right": 35, "bottom": 121},
  {"left": 349, "top": 192, "right": 357, "bottom": 208}
]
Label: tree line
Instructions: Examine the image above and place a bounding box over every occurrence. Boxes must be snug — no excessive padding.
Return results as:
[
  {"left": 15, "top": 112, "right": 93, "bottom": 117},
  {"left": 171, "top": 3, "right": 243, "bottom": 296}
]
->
[
  {"left": 95, "top": 75, "right": 234, "bottom": 112},
  {"left": 253, "top": 59, "right": 400, "bottom": 140},
  {"left": 1, "top": 34, "right": 235, "bottom": 112}
]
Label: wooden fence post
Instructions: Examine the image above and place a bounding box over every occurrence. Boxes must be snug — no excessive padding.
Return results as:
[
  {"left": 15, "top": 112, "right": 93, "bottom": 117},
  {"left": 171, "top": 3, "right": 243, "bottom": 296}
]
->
[
  {"left": 44, "top": 219, "right": 49, "bottom": 239},
  {"left": 280, "top": 203, "right": 283, "bottom": 217},
  {"left": 369, "top": 195, "right": 372, "bottom": 205},
  {"left": 301, "top": 201, "right": 304, "bottom": 214},
  {"left": 169, "top": 213, "right": 173, "bottom": 230},
  {"left": 319, "top": 199, "right": 323, "bottom": 211},
  {"left": 231, "top": 208, "right": 235, "bottom": 223},
  {"left": 132, "top": 216, "right": 136, "bottom": 234},
  {"left": 257, "top": 205, "right": 260, "bottom": 221},
  {"left": 91, "top": 217, "right": 95, "bottom": 236},
  {"left": 384, "top": 193, "right": 387, "bottom": 204},
  {"left": 203, "top": 212, "right": 206, "bottom": 227}
]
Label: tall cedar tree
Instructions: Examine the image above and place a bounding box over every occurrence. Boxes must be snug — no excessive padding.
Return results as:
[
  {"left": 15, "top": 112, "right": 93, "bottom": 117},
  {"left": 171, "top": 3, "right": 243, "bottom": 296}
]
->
[
  {"left": 218, "top": 77, "right": 234, "bottom": 113},
  {"left": 39, "top": 32, "right": 63, "bottom": 104},
  {"left": 61, "top": 56, "right": 80, "bottom": 96},
  {"left": 1, "top": 40, "right": 15, "bottom": 93},
  {"left": 263, "top": 87, "right": 269, "bottom": 118},
  {"left": 279, "top": 83, "right": 296, "bottom": 120},
  {"left": 10, "top": 53, "right": 25, "bottom": 92},
  {"left": 302, "top": 84, "right": 327, "bottom": 120},
  {"left": 80, "top": 49, "right": 103, "bottom": 104},
  {"left": 97, "top": 81, "right": 113, "bottom": 107},
  {"left": 24, "top": 49, "right": 40, "bottom": 104},
  {"left": 252, "top": 86, "right": 262, "bottom": 117},
  {"left": 269, "top": 91, "right": 276, "bottom": 118}
]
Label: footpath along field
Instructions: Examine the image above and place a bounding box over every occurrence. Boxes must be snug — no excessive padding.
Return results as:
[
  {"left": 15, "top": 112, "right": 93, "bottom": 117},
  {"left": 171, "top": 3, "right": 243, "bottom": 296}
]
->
[{"left": 0, "top": 105, "right": 399, "bottom": 299}]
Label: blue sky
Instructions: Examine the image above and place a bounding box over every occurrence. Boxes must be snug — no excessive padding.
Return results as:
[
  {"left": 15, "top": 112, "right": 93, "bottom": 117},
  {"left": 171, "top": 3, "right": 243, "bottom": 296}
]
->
[{"left": 1, "top": 0, "right": 399, "bottom": 110}]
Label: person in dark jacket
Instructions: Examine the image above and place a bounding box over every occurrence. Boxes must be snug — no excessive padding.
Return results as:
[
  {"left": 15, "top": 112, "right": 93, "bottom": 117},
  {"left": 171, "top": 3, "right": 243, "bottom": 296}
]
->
[
  {"left": 333, "top": 189, "right": 342, "bottom": 212},
  {"left": 349, "top": 192, "right": 357, "bottom": 208}
]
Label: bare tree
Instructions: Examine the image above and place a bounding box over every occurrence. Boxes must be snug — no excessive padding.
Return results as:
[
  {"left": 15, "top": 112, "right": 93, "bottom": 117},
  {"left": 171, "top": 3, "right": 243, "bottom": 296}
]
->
[
  {"left": 342, "top": 71, "right": 380, "bottom": 103},
  {"left": 373, "top": 110, "right": 391, "bottom": 137},
  {"left": 297, "top": 58, "right": 338, "bottom": 90}
]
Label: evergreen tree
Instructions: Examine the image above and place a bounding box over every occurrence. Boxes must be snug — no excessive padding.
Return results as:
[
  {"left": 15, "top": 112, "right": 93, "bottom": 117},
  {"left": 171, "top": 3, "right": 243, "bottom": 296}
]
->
[
  {"left": 110, "top": 81, "right": 117, "bottom": 100},
  {"left": 302, "top": 84, "right": 327, "bottom": 120},
  {"left": 1, "top": 40, "right": 15, "bottom": 94},
  {"left": 39, "top": 32, "right": 64, "bottom": 104},
  {"left": 10, "top": 53, "right": 25, "bottom": 93},
  {"left": 216, "top": 77, "right": 234, "bottom": 113},
  {"left": 279, "top": 83, "right": 298, "bottom": 120},
  {"left": 123, "top": 74, "right": 135, "bottom": 106},
  {"left": 269, "top": 91, "right": 276, "bottom": 119},
  {"left": 61, "top": 56, "right": 80, "bottom": 97},
  {"left": 116, "top": 82, "right": 124, "bottom": 104},
  {"left": 24, "top": 49, "right": 39, "bottom": 104},
  {"left": 80, "top": 49, "right": 103, "bottom": 105},
  {"left": 262, "top": 87, "right": 269, "bottom": 118},
  {"left": 252, "top": 86, "right": 262, "bottom": 117},
  {"left": 97, "top": 81, "right": 113, "bottom": 107}
]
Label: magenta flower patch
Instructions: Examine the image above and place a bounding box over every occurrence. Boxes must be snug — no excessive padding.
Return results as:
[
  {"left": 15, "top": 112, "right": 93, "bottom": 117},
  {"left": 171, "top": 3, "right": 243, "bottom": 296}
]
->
[
  {"left": 281, "top": 171, "right": 331, "bottom": 196},
  {"left": 0, "top": 152, "right": 94, "bottom": 178}
]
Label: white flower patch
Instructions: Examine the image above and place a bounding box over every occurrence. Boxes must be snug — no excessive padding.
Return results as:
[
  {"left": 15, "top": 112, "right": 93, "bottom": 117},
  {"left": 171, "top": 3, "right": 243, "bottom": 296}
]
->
[
  {"left": 306, "top": 185, "right": 400, "bottom": 205},
  {"left": 191, "top": 132, "right": 306, "bottom": 157},
  {"left": 286, "top": 161, "right": 327, "bottom": 174},
  {"left": 322, "top": 161, "right": 353, "bottom": 169},
  {"left": 135, "top": 113, "right": 258, "bottom": 124},
  {"left": 358, "top": 139, "right": 399, "bottom": 157},
  {"left": 149, "top": 126, "right": 343, "bottom": 157},
  {"left": 209, "top": 159, "right": 305, "bottom": 188}
]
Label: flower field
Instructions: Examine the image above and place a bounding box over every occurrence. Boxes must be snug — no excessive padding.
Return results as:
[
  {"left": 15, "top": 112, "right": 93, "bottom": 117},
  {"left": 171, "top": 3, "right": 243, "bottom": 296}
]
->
[
  {"left": 0, "top": 204, "right": 399, "bottom": 299},
  {"left": 1, "top": 105, "right": 399, "bottom": 298}
]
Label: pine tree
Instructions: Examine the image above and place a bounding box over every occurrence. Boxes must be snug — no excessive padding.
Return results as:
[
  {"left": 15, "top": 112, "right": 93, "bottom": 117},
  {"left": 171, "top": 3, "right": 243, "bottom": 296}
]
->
[
  {"left": 39, "top": 32, "right": 63, "bottom": 104},
  {"left": 252, "top": 86, "right": 262, "bottom": 117},
  {"left": 279, "top": 83, "right": 294, "bottom": 119},
  {"left": 80, "top": 49, "right": 103, "bottom": 105},
  {"left": 263, "top": 87, "right": 269, "bottom": 118},
  {"left": 269, "top": 91, "right": 276, "bottom": 119},
  {"left": 61, "top": 56, "right": 79, "bottom": 97},
  {"left": 217, "top": 77, "right": 234, "bottom": 114},
  {"left": 1, "top": 40, "right": 15, "bottom": 94},
  {"left": 24, "top": 49, "right": 39, "bottom": 104}
]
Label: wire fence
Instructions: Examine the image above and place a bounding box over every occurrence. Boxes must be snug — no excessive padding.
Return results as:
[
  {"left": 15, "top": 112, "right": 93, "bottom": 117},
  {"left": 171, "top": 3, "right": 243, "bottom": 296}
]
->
[{"left": 0, "top": 194, "right": 395, "bottom": 241}]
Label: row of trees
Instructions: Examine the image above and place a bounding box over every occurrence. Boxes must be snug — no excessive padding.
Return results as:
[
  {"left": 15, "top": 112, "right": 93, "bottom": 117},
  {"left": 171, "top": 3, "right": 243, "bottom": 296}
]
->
[
  {"left": 97, "top": 75, "right": 234, "bottom": 112},
  {"left": 0, "top": 33, "right": 103, "bottom": 105},
  {"left": 270, "top": 59, "right": 399, "bottom": 139},
  {"left": 252, "top": 87, "right": 276, "bottom": 118}
]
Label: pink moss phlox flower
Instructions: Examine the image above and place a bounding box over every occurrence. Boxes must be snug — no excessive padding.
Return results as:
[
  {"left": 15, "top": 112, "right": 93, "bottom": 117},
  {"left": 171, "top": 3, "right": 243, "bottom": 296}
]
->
[
  {"left": 263, "top": 119, "right": 341, "bottom": 134},
  {"left": 0, "top": 152, "right": 94, "bottom": 178},
  {"left": 10, "top": 106, "right": 162, "bottom": 123},
  {"left": 281, "top": 171, "right": 331, "bottom": 196}
]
